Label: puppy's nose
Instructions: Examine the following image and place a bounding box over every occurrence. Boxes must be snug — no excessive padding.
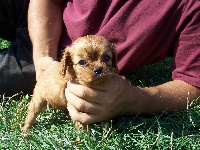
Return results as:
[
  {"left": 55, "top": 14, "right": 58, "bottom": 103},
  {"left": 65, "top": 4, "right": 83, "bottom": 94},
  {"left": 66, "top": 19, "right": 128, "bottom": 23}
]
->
[{"left": 93, "top": 67, "right": 103, "bottom": 75}]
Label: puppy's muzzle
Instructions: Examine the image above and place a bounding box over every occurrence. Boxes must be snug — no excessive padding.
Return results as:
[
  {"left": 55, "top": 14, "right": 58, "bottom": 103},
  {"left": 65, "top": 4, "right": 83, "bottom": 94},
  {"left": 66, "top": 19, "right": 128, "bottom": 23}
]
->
[{"left": 93, "top": 67, "right": 103, "bottom": 75}]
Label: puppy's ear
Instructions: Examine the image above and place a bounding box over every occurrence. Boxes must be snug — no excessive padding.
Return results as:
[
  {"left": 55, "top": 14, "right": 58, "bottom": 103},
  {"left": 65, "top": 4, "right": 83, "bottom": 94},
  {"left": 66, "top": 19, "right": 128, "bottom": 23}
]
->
[
  {"left": 111, "top": 44, "right": 119, "bottom": 72},
  {"left": 60, "top": 47, "right": 73, "bottom": 77}
]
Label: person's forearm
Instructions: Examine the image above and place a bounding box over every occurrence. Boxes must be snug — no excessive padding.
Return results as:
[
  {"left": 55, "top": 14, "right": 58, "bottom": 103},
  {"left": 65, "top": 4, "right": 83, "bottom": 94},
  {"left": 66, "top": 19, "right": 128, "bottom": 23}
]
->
[
  {"left": 125, "top": 80, "right": 200, "bottom": 115},
  {"left": 28, "top": 0, "right": 63, "bottom": 74}
]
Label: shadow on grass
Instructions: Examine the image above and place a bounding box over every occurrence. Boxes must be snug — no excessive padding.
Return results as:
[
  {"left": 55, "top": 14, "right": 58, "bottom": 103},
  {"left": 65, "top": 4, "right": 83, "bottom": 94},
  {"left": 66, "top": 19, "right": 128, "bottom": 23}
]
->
[
  {"left": 125, "top": 57, "right": 172, "bottom": 87},
  {"left": 33, "top": 109, "right": 71, "bottom": 130},
  {"left": 114, "top": 104, "right": 200, "bottom": 138}
]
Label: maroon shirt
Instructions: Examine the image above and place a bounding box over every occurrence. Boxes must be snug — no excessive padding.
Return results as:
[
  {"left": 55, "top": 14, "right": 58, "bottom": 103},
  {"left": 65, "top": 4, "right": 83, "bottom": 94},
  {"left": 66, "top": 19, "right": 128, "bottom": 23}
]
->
[{"left": 60, "top": 0, "right": 200, "bottom": 88}]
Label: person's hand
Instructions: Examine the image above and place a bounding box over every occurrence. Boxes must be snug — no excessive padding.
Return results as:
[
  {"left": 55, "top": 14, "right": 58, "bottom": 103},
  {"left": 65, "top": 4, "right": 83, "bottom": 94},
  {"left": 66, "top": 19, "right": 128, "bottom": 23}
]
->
[
  {"left": 34, "top": 56, "right": 56, "bottom": 80},
  {"left": 65, "top": 73, "right": 135, "bottom": 124},
  {"left": 65, "top": 72, "right": 200, "bottom": 122}
]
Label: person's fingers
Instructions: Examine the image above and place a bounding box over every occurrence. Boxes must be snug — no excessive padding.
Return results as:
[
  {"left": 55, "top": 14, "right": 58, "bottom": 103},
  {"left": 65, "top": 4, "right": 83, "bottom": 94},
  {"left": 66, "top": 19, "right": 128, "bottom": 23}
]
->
[
  {"left": 65, "top": 88, "right": 102, "bottom": 113},
  {"left": 66, "top": 73, "right": 127, "bottom": 124},
  {"left": 67, "top": 81, "right": 107, "bottom": 104},
  {"left": 67, "top": 104, "right": 100, "bottom": 124}
]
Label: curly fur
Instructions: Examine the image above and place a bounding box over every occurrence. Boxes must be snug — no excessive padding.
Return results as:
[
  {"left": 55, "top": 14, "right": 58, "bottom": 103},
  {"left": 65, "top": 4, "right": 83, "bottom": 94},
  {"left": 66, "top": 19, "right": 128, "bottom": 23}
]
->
[{"left": 22, "top": 35, "right": 118, "bottom": 133}]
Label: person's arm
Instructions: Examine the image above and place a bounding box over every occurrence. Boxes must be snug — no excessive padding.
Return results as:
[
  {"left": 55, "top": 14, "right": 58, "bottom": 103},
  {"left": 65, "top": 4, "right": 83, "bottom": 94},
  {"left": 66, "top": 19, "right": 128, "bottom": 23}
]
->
[
  {"left": 65, "top": 73, "right": 200, "bottom": 124},
  {"left": 28, "top": 0, "right": 63, "bottom": 79}
]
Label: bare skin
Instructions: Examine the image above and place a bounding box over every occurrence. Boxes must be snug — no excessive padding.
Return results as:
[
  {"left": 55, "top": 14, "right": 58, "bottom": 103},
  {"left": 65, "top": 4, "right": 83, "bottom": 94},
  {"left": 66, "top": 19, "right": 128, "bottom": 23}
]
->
[
  {"left": 29, "top": 0, "right": 200, "bottom": 125},
  {"left": 28, "top": 0, "right": 63, "bottom": 79},
  {"left": 66, "top": 74, "right": 200, "bottom": 124}
]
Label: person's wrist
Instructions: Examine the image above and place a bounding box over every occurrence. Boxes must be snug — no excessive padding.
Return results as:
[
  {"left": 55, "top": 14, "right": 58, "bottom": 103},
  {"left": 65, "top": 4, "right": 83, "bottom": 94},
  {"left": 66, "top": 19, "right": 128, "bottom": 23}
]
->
[
  {"left": 119, "top": 80, "right": 142, "bottom": 116},
  {"left": 111, "top": 74, "right": 137, "bottom": 116}
]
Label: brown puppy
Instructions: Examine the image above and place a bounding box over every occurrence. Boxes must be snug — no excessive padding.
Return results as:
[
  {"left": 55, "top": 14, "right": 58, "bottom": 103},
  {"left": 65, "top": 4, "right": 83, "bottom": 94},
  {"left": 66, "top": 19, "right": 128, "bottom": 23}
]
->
[{"left": 22, "top": 35, "right": 118, "bottom": 133}]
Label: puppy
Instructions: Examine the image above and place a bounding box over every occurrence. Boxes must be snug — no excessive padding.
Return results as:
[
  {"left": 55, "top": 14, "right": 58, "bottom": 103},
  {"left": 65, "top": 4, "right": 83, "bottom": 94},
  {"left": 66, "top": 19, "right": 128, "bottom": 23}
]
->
[{"left": 22, "top": 35, "right": 118, "bottom": 133}]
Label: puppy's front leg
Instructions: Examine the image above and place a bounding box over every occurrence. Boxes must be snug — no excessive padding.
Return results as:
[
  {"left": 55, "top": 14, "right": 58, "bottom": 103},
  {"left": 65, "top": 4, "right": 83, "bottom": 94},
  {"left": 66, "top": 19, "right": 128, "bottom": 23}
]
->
[
  {"left": 75, "top": 121, "right": 88, "bottom": 132},
  {"left": 75, "top": 121, "right": 88, "bottom": 142},
  {"left": 22, "top": 94, "right": 47, "bottom": 133}
]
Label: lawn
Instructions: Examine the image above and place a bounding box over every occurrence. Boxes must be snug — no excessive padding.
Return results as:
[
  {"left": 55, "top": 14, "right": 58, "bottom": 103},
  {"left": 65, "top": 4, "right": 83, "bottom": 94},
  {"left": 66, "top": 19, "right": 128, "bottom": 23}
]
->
[
  {"left": 0, "top": 38, "right": 10, "bottom": 50},
  {"left": 0, "top": 38, "right": 200, "bottom": 149}
]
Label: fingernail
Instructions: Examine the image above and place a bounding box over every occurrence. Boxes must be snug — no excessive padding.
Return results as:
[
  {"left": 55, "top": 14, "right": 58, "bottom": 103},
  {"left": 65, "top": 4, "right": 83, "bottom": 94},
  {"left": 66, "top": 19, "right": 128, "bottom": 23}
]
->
[
  {"left": 67, "top": 104, "right": 72, "bottom": 111},
  {"left": 65, "top": 88, "right": 69, "bottom": 93}
]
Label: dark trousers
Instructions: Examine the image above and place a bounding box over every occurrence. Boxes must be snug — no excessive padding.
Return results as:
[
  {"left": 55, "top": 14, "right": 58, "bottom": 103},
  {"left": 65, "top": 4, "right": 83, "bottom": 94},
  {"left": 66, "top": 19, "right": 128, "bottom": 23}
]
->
[{"left": 0, "top": 0, "right": 36, "bottom": 96}]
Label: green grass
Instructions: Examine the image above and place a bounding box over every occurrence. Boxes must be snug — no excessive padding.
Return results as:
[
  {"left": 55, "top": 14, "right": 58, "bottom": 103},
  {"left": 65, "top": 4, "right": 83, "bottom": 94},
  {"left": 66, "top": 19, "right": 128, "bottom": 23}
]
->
[
  {"left": 0, "top": 39, "right": 200, "bottom": 149},
  {"left": 0, "top": 38, "right": 11, "bottom": 50}
]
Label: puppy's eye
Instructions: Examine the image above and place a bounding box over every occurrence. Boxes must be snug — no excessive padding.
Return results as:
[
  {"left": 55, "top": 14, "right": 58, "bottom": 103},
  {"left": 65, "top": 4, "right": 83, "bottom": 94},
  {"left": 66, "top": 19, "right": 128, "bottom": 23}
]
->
[
  {"left": 102, "top": 55, "right": 111, "bottom": 62},
  {"left": 78, "top": 60, "right": 87, "bottom": 66}
]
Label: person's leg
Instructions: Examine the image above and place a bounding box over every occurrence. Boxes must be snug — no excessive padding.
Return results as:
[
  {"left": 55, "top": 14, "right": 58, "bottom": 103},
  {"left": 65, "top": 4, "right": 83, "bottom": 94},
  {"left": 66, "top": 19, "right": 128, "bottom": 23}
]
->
[{"left": 0, "top": 0, "right": 36, "bottom": 96}]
